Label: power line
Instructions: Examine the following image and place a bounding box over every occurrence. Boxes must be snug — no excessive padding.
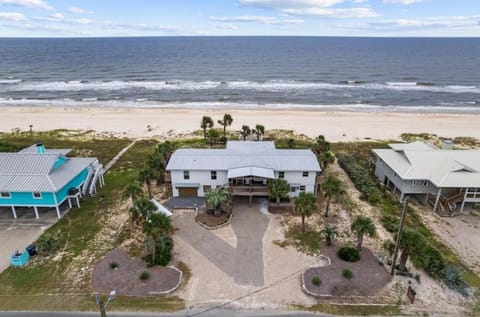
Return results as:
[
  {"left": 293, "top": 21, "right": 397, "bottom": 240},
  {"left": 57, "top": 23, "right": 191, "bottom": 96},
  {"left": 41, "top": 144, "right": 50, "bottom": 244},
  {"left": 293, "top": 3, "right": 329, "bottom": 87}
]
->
[{"left": 187, "top": 257, "right": 323, "bottom": 317}]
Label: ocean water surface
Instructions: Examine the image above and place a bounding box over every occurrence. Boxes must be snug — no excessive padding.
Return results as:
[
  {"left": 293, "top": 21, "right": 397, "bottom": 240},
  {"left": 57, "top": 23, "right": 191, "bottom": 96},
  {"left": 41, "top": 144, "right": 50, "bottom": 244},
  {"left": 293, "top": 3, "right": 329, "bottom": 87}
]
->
[{"left": 0, "top": 37, "right": 479, "bottom": 112}]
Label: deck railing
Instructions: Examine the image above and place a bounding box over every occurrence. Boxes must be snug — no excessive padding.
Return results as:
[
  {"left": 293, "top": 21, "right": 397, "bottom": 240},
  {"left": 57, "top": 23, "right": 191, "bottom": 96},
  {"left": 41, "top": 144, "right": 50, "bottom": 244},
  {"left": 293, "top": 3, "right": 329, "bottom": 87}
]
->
[{"left": 230, "top": 185, "right": 269, "bottom": 196}]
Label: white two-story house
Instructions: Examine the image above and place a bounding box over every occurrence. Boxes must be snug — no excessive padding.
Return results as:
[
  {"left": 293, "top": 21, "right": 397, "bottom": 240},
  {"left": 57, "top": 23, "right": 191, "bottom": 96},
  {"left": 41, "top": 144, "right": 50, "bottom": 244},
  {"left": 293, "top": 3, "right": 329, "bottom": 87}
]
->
[{"left": 165, "top": 141, "right": 321, "bottom": 205}]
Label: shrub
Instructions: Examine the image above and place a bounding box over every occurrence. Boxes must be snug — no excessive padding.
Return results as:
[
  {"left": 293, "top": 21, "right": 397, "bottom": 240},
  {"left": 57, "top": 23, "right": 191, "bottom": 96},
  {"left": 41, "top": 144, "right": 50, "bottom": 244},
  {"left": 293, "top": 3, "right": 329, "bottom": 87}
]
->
[
  {"left": 139, "top": 271, "right": 150, "bottom": 281},
  {"left": 337, "top": 155, "right": 383, "bottom": 205},
  {"left": 383, "top": 239, "right": 395, "bottom": 256},
  {"left": 109, "top": 261, "right": 119, "bottom": 269},
  {"left": 337, "top": 246, "right": 360, "bottom": 262},
  {"left": 145, "top": 236, "right": 174, "bottom": 266},
  {"left": 342, "top": 268, "right": 353, "bottom": 279},
  {"left": 443, "top": 265, "right": 468, "bottom": 295},
  {"left": 36, "top": 233, "right": 60, "bottom": 256},
  {"left": 312, "top": 276, "right": 321, "bottom": 286},
  {"left": 380, "top": 214, "right": 400, "bottom": 233}
]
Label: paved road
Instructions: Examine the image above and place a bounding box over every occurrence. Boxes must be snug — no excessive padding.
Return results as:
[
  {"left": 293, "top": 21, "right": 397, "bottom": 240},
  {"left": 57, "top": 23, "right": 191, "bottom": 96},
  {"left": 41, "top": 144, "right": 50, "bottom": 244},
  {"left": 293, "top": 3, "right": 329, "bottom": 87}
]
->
[{"left": 0, "top": 309, "right": 321, "bottom": 317}]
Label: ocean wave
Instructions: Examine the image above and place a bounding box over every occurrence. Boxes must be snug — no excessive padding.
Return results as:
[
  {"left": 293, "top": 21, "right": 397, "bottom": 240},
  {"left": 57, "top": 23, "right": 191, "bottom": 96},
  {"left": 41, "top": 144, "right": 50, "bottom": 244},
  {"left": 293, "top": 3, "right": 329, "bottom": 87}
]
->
[
  {"left": 0, "top": 79, "right": 22, "bottom": 84},
  {"left": 2, "top": 79, "right": 479, "bottom": 94},
  {"left": 0, "top": 98, "right": 479, "bottom": 113}
]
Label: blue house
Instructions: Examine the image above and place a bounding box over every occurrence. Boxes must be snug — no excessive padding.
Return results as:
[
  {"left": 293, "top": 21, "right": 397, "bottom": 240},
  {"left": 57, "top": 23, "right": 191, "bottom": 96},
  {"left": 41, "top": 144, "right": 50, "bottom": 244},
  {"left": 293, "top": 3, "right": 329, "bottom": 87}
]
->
[{"left": 0, "top": 143, "right": 104, "bottom": 219}]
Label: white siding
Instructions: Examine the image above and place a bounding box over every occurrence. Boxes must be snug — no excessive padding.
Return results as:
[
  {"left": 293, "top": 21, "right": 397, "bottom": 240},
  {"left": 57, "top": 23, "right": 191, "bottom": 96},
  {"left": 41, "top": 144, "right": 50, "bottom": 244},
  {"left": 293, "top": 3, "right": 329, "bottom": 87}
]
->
[{"left": 171, "top": 170, "right": 228, "bottom": 197}]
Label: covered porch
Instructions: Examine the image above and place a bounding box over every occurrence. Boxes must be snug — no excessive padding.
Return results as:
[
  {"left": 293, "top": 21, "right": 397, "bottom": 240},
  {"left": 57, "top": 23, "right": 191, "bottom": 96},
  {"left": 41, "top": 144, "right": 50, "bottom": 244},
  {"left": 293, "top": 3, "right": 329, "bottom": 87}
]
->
[
  {"left": 431, "top": 187, "right": 480, "bottom": 215},
  {"left": 227, "top": 166, "right": 273, "bottom": 207}
]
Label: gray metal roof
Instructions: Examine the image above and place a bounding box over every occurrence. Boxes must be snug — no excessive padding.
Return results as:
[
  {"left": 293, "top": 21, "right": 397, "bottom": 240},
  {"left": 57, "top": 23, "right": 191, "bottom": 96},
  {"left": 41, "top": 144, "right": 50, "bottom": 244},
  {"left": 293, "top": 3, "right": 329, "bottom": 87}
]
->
[
  {"left": 0, "top": 146, "right": 96, "bottom": 193},
  {"left": 373, "top": 142, "right": 480, "bottom": 188},
  {"left": 166, "top": 141, "right": 321, "bottom": 173}
]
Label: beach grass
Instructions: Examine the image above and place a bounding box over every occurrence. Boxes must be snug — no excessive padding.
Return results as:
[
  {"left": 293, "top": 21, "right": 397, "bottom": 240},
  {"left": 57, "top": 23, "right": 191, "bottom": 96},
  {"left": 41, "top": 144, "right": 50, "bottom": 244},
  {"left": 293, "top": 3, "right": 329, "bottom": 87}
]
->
[{"left": 0, "top": 129, "right": 131, "bottom": 165}]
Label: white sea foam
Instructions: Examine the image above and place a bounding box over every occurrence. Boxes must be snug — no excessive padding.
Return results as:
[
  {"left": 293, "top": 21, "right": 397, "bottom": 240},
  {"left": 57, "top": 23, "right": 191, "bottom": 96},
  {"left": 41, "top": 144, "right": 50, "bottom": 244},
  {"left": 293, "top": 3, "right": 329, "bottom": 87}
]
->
[
  {"left": 2, "top": 79, "right": 479, "bottom": 94},
  {"left": 0, "top": 79, "right": 22, "bottom": 84}
]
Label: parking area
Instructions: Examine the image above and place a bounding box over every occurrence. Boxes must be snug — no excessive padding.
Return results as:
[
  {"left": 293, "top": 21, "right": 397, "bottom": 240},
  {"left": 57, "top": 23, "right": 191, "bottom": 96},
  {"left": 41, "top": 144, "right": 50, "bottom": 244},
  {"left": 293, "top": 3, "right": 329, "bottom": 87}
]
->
[{"left": 0, "top": 207, "right": 64, "bottom": 273}]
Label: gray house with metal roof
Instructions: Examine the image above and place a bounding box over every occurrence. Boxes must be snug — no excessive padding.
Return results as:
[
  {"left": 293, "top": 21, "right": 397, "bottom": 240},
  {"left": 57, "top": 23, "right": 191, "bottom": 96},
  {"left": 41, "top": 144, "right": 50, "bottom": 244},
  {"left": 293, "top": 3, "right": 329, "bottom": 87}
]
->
[
  {"left": 372, "top": 141, "right": 480, "bottom": 214},
  {"left": 0, "top": 143, "right": 104, "bottom": 219},
  {"left": 166, "top": 141, "right": 321, "bottom": 205}
]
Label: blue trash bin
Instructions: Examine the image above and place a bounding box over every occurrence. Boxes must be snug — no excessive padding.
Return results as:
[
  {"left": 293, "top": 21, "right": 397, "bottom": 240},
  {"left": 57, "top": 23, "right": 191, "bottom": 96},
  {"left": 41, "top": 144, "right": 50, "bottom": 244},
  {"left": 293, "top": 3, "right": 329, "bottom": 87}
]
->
[{"left": 26, "top": 244, "right": 37, "bottom": 256}]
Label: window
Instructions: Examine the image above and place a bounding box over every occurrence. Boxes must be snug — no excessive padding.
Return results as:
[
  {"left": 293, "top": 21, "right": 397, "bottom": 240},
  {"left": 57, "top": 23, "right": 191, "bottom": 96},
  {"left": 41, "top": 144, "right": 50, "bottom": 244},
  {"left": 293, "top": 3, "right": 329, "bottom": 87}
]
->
[
  {"left": 211, "top": 171, "right": 217, "bottom": 180},
  {"left": 203, "top": 185, "right": 211, "bottom": 193},
  {"left": 411, "top": 180, "right": 429, "bottom": 187},
  {"left": 0, "top": 192, "right": 11, "bottom": 198},
  {"left": 302, "top": 171, "right": 309, "bottom": 177},
  {"left": 300, "top": 185, "right": 306, "bottom": 191},
  {"left": 278, "top": 171, "right": 285, "bottom": 179},
  {"left": 183, "top": 171, "right": 190, "bottom": 180},
  {"left": 290, "top": 187, "right": 296, "bottom": 193},
  {"left": 33, "top": 192, "right": 42, "bottom": 199}
]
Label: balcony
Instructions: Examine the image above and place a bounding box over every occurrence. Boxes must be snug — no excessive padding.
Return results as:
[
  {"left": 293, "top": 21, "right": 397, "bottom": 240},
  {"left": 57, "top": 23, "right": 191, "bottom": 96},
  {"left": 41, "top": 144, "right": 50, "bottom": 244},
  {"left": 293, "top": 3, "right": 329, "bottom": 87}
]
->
[{"left": 230, "top": 185, "right": 269, "bottom": 197}]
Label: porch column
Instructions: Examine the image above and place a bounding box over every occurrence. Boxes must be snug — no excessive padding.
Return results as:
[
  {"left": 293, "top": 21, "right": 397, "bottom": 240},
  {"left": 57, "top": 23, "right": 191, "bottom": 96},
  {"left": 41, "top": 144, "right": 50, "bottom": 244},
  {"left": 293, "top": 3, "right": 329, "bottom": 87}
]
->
[
  {"left": 424, "top": 193, "right": 429, "bottom": 205},
  {"left": 400, "top": 192, "right": 405, "bottom": 202},
  {"left": 76, "top": 196, "right": 80, "bottom": 208},
  {"left": 33, "top": 206, "right": 39, "bottom": 219},
  {"left": 433, "top": 188, "right": 442, "bottom": 212},
  {"left": 55, "top": 205, "right": 61, "bottom": 219},
  {"left": 68, "top": 198, "right": 72, "bottom": 208},
  {"left": 460, "top": 188, "right": 468, "bottom": 213},
  {"left": 11, "top": 206, "right": 17, "bottom": 219}
]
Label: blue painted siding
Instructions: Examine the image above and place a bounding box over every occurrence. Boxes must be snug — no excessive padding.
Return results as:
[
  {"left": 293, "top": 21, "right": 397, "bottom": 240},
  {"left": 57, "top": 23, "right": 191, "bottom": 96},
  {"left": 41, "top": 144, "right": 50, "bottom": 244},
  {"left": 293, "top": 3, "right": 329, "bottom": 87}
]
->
[
  {"left": 51, "top": 156, "right": 67, "bottom": 171},
  {"left": 0, "top": 192, "right": 56, "bottom": 206},
  {"left": 55, "top": 168, "right": 89, "bottom": 204}
]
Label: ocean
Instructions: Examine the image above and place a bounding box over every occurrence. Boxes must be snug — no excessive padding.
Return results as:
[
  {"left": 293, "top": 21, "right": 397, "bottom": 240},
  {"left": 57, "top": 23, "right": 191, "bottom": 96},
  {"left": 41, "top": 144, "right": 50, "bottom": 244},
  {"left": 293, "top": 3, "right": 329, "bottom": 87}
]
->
[{"left": 0, "top": 37, "right": 479, "bottom": 112}]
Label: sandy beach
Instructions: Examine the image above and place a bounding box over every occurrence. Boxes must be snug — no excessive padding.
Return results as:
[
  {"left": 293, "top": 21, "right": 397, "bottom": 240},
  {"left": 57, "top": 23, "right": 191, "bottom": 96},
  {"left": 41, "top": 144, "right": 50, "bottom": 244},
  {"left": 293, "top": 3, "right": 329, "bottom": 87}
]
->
[{"left": 1, "top": 106, "right": 479, "bottom": 142}]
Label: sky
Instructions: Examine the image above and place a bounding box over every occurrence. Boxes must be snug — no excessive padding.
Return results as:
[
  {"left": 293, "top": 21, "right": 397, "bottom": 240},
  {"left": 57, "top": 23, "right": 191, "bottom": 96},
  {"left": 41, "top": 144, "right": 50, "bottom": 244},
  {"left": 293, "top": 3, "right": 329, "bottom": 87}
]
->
[{"left": 0, "top": 0, "right": 478, "bottom": 37}]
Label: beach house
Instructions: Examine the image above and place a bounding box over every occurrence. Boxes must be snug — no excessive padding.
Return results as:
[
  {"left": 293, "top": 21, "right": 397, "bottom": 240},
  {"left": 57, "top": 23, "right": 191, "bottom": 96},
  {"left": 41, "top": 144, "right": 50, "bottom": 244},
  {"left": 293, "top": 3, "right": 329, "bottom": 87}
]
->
[
  {"left": 165, "top": 141, "right": 321, "bottom": 205},
  {"left": 0, "top": 143, "right": 104, "bottom": 219},
  {"left": 372, "top": 141, "right": 480, "bottom": 214}
]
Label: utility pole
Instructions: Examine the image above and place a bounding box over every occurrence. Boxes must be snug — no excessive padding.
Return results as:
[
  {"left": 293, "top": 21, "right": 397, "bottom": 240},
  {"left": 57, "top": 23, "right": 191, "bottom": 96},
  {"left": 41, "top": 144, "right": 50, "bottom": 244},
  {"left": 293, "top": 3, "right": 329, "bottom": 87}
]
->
[
  {"left": 95, "top": 290, "right": 115, "bottom": 317},
  {"left": 391, "top": 197, "right": 408, "bottom": 276}
]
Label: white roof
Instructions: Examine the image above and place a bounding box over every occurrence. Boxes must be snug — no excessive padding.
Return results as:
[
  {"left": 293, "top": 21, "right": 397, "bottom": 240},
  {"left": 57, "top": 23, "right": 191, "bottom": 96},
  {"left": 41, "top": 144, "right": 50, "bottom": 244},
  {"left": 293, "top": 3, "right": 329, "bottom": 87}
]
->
[
  {"left": 373, "top": 142, "right": 480, "bottom": 188},
  {"left": 150, "top": 199, "right": 172, "bottom": 217},
  {"left": 0, "top": 147, "right": 96, "bottom": 192},
  {"left": 227, "top": 166, "right": 274, "bottom": 179},
  {"left": 166, "top": 141, "right": 321, "bottom": 175}
]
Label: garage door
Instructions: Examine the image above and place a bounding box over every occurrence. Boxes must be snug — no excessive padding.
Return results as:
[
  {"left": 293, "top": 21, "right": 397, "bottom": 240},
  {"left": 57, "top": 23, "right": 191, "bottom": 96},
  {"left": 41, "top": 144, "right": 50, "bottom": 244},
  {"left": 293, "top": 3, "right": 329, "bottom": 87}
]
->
[{"left": 178, "top": 187, "right": 198, "bottom": 197}]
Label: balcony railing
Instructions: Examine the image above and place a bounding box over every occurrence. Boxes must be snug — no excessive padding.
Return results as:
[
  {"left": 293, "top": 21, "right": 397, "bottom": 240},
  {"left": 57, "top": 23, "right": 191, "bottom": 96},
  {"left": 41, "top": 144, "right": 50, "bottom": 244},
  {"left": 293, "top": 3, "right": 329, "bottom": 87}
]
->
[{"left": 230, "top": 185, "right": 269, "bottom": 196}]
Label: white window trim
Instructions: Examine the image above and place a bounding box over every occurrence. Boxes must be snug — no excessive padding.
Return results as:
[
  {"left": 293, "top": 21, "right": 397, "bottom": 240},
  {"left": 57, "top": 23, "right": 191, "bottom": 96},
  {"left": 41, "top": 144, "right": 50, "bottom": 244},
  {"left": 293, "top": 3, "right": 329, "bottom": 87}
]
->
[
  {"left": 211, "top": 171, "right": 217, "bottom": 180},
  {"left": 183, "top": 171, "right": 190, "bottom": 180},
  {"left": 33, "top": 192, "right": 42, "bottom": 199},
  {"left": 0, "top": 192, "right": 11, "bottom": 198},
  {"left": 302, "top": 171, "right": 309, "bottom": 177}
]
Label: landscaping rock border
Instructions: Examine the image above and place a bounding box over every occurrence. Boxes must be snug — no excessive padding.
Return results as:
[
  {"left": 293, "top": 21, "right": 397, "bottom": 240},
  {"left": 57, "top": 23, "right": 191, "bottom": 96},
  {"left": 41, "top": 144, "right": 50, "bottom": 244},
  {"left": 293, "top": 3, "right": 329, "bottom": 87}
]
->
[
  {"left": 148, "top": 265, "right": 183, "bottom": 295},
  {"left": 195, "top": 208, "right": 233, "bottom": 230}
]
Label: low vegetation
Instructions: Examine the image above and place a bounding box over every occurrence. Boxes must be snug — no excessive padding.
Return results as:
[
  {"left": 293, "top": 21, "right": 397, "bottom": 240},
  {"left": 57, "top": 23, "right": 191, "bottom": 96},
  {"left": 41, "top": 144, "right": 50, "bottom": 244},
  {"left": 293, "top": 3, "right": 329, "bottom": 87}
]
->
[
  {"left": 337, "top": 247, "right": 360, "bottom": 263},
  {"left": 333, "top": 141, "right": 480, "bottom": 291},
  {"left": 342, "top": 268, "right": 353, "bottom": 279}
]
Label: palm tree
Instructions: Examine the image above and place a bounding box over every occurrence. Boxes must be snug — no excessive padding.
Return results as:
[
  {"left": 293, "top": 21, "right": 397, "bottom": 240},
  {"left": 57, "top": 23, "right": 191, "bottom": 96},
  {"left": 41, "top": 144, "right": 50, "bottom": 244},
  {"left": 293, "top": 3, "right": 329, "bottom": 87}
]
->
[
  {"left": 351, "top": 215, "right": 376, "bottom": 251},
  {"left": 397, "top": 229, "right": 426, "bottom": 271},
  {"left": 138, "top": 167, "right": 156, "bottom": 199},
  {"left": 154, "top": 235, "right": 174, "bottom": 266},
  {"left": 205, "top": 187, "right": 231, "bottom": 216},
  {"left": 143, "top": 213, "right": 172, "bottom": 265},
  {"left": 122, "top": 183, "right": 144, "bottom": 226},
  {"left": 313, "top": 135, "right": 335, "bottom": 170},
  {"left": 206, "top": 129, "right": 220, "bottom": 148},
  {"left": 268, "top": 178, "right": 290, "bottom": 208},
  {"left": 131, "top": 197, "right": 157, "bottom": 225},
  {"left": 294, "top": 192, "right": 317, "bottom": 233},
  {"left": 252, "top": 124, "right": 265, "bottom": 141},
  {"left": 320, "top": 225, "right": 339, "bottom": 246},
  {"left": 240, "top": 125, "right": 251, "bottom": 141},
  {"left": 147, "top": 151, "right": 166, "bottom": 185},
  {"left": 217, "top": 113, "right": 233, "bottom": 140},
  {"left": 200, "top": 116, "right": 214, "bottom": 140},
  {"left": 321, "top": 175, "right": 344, "bottom": 217}
]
